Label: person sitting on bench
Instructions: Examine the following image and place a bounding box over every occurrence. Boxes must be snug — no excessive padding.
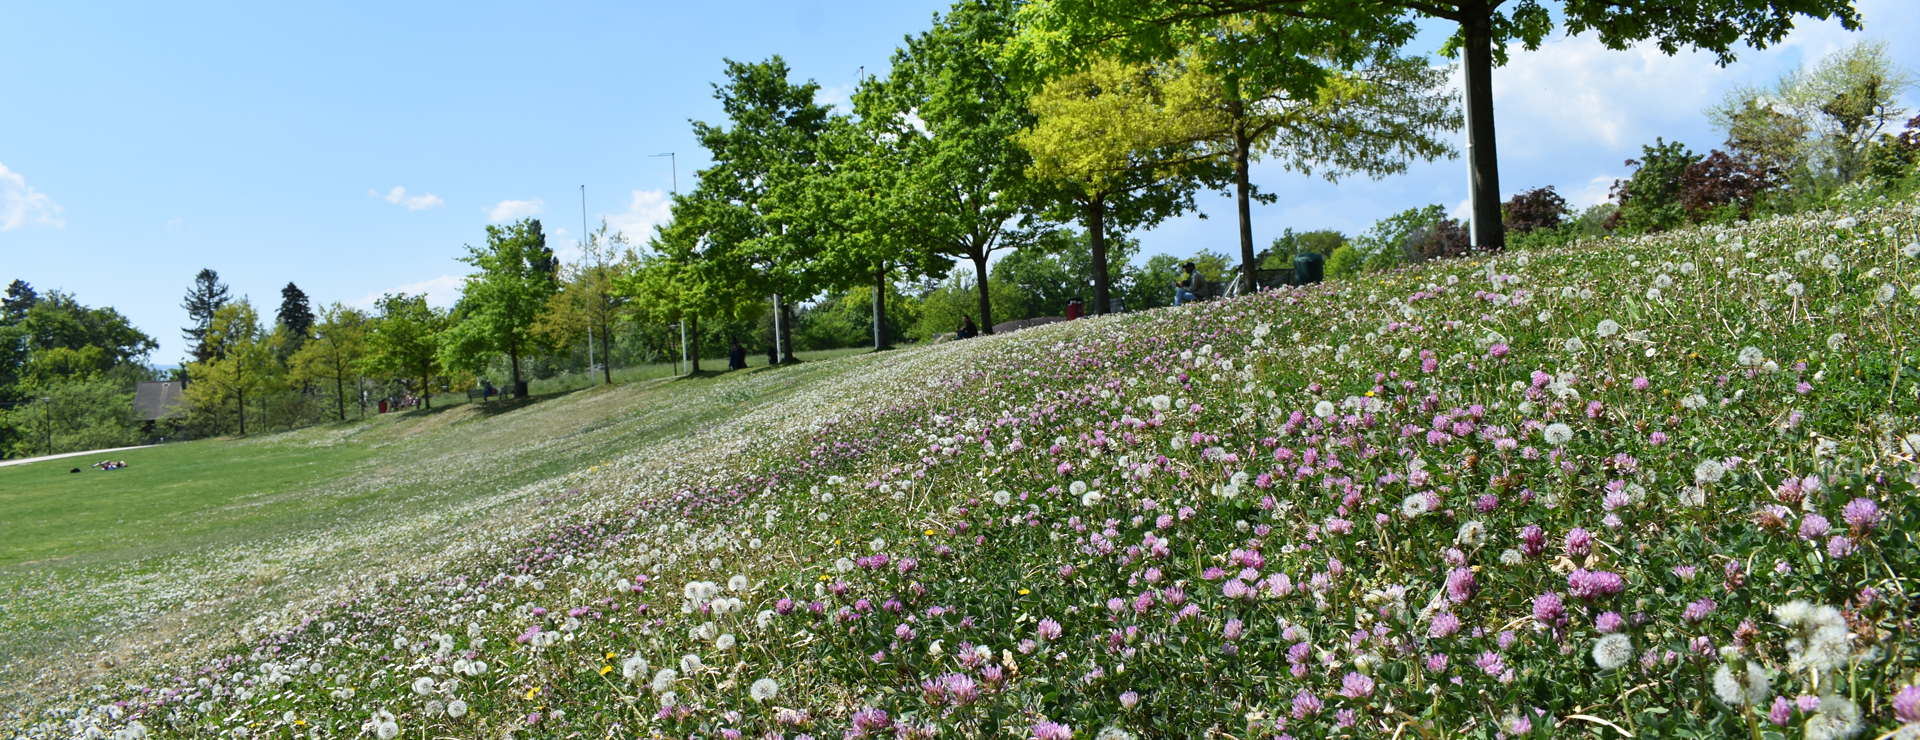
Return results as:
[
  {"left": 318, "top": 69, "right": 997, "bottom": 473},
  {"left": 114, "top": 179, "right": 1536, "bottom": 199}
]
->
[{"left": 1174, "top": 262, "right": 1205, "bottom": 306}]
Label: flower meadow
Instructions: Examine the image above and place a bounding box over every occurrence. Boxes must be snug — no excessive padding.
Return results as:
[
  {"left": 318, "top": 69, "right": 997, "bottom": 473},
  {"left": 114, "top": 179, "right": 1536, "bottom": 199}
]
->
[{"left": 16, "top": 205, "right": 1920, "bottom": 740}]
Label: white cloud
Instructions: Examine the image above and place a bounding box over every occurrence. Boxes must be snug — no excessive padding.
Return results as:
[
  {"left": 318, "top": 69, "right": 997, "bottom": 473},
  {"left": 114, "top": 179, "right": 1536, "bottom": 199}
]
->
[
  {"left": 605, "top": 189, "right": 673, "bottom": 243},
  {"left": 487, "top": 198, "right": 545, "bottom": 222},
  {"left": 814, "top": 83, "right": 855, "bottom": 113},
  {"left": 1449, "top": 198, "right": 1473, "bottom": 220},
  {"left": 0, "top": 162, "right": 64, "bottom": 230},
  {"left": 1483, "top": 36, "right": 1731, "bottom": 153},
  {"left": 1566, "top": 175, "right": 1620, "bottom": 209},
  {"left": 374, "top": 186, "right": 445, "bottom": 210},
  {"left": 351, "top": 274, "right": 464, "bottom": 311}
]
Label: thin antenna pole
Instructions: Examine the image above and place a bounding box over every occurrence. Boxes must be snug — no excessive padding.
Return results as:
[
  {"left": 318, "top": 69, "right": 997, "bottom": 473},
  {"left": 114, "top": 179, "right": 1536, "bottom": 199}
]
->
[{"left": 650, "top": 153, "right": 676, "bottom": 195}]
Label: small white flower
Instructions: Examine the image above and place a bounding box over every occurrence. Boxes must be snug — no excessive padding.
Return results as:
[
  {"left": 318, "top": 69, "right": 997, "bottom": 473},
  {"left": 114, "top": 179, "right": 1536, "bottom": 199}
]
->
[
  {"left": 446, "top": 699, "right": 468, "bottom": 719},
  {"left": 1786, "top": 281, "right": 1805, "bottom": 297},
  {"left": 1069, "top": 480, "right": 1088, "bottom": 496},
  {"left": 1400, "top": 494, "right": 1431, "bottom": 519},
  {"left": 1681, "top": 393, "right": 1708, "bottom": 410},
  {"left": 410, "top": 677, "right": 436, "bottom": 696},
  {"left": 835, "top": 557, "right": 855, "bottom": 573},
  {"left": 1877, "top": 283, "right": 1896, "bottom": 303},
  {"left": 1711, "top": 664, "right": 1745, "bottom": 707},
  {"left": 651, "top": 668, "right": 678, "bottom": 693},
  {"left": 1542, "top": 423, "right": 1574, "bottom": 446},
  {"left": 1596, "top": 319, "right": 1621, "bottom": 338},
  {"left": 729, "top": 575, "right": 749, "bottom": 592},
  {"left": 1827, "top": 333, "right": 1847, "bottom": 351},
  {"left": 680, "top": 653, "right": 703, "bottom": 673},
  {"left": 1677, "top": 486, "right": 1706, "bottom": 507},
  {"left": 1082, "top": 490, "right": 1105, "bottom": 507},
  {"left": 621, "top": 654, "right": 650, "bottom": 681},
  {"left": 870, "top": 538, "right": 887, "bottom": 552},
  {"left": 994, "top": 490, "right": 1012, "bottom": 506},
  {"left": 1456, "top": 520, "right": 1487, "bottom": 548},
  {"left": 1833, "top": 217, "right": 1857, "bottom": 230},
  {"left": 1904, "top": 242, "right": 1920, "bottom": 258},
  {"left": 750, "top": 677, "right": 780, "bottom": 702},
  {"left": 1314, "top": 400, "right": 1336, "bottom": 418},
  {"left": 1564, "top": 337, "right": 1586, "bottom": 353},
  {"left": 1737, "top": 347, "right": 1765, "bottom": 367},
  {"left": 1821, "top": 253, "right": 1842, "bottom": 271}
]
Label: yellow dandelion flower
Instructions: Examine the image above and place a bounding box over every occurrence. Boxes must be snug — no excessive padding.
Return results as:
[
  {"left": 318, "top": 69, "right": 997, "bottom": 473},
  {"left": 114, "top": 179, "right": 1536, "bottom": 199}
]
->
[
  {"left": 1018, "top": 588, "right": 1031, "bottom": 595},
  {"left": 600, "top": 665, "right": 613, "bottom": 676},
  {"left": 924, "top": 529, "right": 936, "bottom": 536}
]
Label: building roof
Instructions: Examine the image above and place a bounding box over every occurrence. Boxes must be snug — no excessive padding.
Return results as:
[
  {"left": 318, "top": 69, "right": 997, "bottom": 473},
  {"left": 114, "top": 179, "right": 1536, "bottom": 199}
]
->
[{"left": 133, "top": 380, "right": 188, "bottom": 421}]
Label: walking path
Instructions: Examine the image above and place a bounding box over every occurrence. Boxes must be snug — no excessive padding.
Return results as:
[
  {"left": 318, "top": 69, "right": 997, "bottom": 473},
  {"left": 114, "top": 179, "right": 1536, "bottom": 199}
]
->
[{"left": 0, "top": 445, "right": 157, "bottom": 468}]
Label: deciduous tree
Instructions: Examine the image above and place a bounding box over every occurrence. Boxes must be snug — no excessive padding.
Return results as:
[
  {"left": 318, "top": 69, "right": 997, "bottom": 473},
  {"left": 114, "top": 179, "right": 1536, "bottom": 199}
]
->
[{"left": 438, "top": 219, "right": 555, "bottom": 390}]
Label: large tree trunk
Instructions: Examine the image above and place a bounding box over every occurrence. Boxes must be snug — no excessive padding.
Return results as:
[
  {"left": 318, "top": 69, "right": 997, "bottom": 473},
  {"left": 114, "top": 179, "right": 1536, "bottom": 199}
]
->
[
  {"left": 421, "top": 369, "right": 431, "bottom": 409},
  {"left": 236, "top": 389, "right": 246, "bottom": 435},
  {"left": 1088, "top": 197, "right": 1111, "bottom": 315},
  {"left": 509, "top": 347, "right": 523, "bottom": 387},
  {"left": 687, "top": 316, "right": 701, "bottom": 373},
  {"left": 335, "top": 373, "right": 346, "bottom": 421},
  {"left": 598, "top": 314, "right": 614, "bottom": 384},
  {"left": 780, "top": 299, "right": 797, "bottom": 363},
  {"left": 1234, "top": 127, "right": 1256, "bottom": 293},
  {"left": 873, "top": 265, "right": 887, "bottom": 350},
  {"left": 1462, "top": 3, "right": 1504, "bottom": 251},
  {"left": 970, "top": 251, "right": 994, "bottom": 335}
]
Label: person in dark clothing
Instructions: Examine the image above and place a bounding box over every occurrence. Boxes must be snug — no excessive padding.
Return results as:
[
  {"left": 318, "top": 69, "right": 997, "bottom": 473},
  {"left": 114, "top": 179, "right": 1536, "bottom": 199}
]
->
[
  {"left": 728, "top": 341, "right": 748, "bottom": 370},
  {"left": 956, "top": 314, "right": 979, "bottom": 339},
  {"left": 1174, "top": 262, "right": 1205, "bottom": 306}
]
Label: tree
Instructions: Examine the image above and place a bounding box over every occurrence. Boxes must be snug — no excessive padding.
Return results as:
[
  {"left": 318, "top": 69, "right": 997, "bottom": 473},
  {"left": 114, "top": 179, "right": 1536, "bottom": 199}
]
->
[
  {"left": 2, "top": 280, "right": 36, "bottom": 325},
  {"left": 535, "top": 222, "right": 632, "bottom": 384},
  {"left": 1014, "top": 0, "right": 1861, "bottom": 250},
  {"left": 277, "top": 282, "right": 315, "bottom": 359},
  {"left": 1503, "top": 185, "right": 1567, "bottom": 236},
  {"left": 365, "top": 293, "right": 445, "bottom": 408},
  {"left": 857, "top": 0, "right": 1042, "bottom": 334},
  {"left": 1148, "top": 32, "right": 1458, "bottom": 291},
  {"left": 438, "top": 219, "right": 555, "bottom": 390},
  {"left": 184, "top": 300, "right": 270, "bottom": 434},
  {"left": 291, "top": 303, "right": 368, "bottom": 421},
  {"left": 181, "top": 268, "right": 231, "bottom": 363},
  {"left": 1607, "top": 139, "right": 1696, "bottom": 234},
  {"left": 1711, "top": 39, "right": 1913, "bottom": 190},
  {"left": 1014, "top": 58, "right": 1218, "bottom": 314},
  {"left": 686, "top": 56, "right": 834, "bottom": 362},
  {"left": 1259, "top": 228, "right": 1347, "bottom": 270}
]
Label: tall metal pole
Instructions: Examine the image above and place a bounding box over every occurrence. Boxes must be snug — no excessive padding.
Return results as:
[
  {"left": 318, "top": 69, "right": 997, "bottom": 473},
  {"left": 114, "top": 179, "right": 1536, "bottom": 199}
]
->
[
  {"left": 650, "top": 153, "right": 682, "bottom": 376},
  {"left": 772, "top": 293, "right": 784, "bottom": 364},
  {"left": 1463, "top": 71, "right": 1478, "bottom": 249},
  {"left": 581, "top": 185, "right": 594, "bottom": 387},
  {"left": 679, "top": 320, "right": 689, "bottom": 377}
]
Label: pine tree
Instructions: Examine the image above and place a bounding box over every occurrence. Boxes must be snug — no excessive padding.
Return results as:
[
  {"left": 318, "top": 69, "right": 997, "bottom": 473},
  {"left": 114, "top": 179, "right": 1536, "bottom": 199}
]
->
[
  {"left": 277, "top": 282, "right": 315, "bottom": 357},
  {"left": 2, "top": 280, "right": 37, "bottom": 325},
  {"left": 181, "top": 269, "right": 231, "bottom": 363}
]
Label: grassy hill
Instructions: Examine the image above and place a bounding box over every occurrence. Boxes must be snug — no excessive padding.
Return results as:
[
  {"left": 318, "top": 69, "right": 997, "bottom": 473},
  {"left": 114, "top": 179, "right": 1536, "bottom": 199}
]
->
[{"left": 9, "top": 206, "right": 1920, "bottom": 739}]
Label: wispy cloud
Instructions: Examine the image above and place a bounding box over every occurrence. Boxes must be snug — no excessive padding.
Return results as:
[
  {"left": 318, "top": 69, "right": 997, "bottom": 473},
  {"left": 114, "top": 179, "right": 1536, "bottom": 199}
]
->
[
  {"left": 351, "top": 274, "right": 464, "bottom": 311},
  {"left": 487, "top": 198, "right": 545, "bottom": 223},
  {"left": 606, "top": 189, "right": 673, "bottom": 244},
  {"left": 814, "top": 83, "right": 856, "bottom": 113},
  {"left": 1, "top": 162, "right": 64, "bottom": 230},
  {"left": 373, "top": 186, "right": 445, "bottom": 210}
]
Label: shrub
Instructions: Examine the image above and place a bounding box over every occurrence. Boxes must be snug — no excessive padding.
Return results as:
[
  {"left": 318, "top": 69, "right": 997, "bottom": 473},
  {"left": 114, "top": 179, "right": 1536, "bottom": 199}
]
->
[
  {"left": 1324, "top": 244, "right": 1362, "bottom": 278},
  {"left": 1502, "top": 186, "right": 1568, "bottom": 235},
  {"left": 1607, "top": 138, "right": 1695, "bottom": 234}
]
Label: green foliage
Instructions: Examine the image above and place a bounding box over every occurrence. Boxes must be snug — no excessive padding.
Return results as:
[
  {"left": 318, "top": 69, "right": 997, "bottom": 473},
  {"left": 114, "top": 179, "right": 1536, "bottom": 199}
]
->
[
  {"left": 183, "top": 300, "right": 273, "bottom": 435},
  {"left": 1324, "top": 244, "right": 1362, "bottom": 279},
  {"left": 0, "top": 377, "right": 143, "bottom": 458},
  {"left": 1260, "top": 228, "right": 1347, "bottom": 270},
  {"left": 1351, "top": 203, "right": 1449, "bottom": 260},
  {"left": 1609, "top": 138, "right": 1697, "bottom": 235},
  {"left": 438, "top": 219, "right": 556, "bottom": 386},
  {"left": 365, "top": 293, "right": 447, "bottom": 405},
  {"left": 290, "top": 303, "right": 369, "bottom": 422},
  {"left": 792, "top": 285, "right": 919, "bottom": 351}
]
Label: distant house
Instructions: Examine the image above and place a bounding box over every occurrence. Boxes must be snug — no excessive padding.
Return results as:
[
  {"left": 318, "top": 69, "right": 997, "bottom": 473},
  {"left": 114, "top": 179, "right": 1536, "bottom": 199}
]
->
[{"left": 134, "top": 380, "right": 189, "bottom": 421}]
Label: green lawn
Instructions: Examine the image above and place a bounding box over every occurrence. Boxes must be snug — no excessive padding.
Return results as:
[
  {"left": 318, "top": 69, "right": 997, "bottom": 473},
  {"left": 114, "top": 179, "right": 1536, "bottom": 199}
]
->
[{"left": 0, "top": 439, "right": 375, "bottom": 568}]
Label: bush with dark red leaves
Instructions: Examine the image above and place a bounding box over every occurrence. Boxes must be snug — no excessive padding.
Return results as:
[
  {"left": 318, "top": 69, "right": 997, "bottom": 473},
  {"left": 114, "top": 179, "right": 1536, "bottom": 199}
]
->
[{"left": 1502, "top": 186, "right": 1567, "bottom": 236}]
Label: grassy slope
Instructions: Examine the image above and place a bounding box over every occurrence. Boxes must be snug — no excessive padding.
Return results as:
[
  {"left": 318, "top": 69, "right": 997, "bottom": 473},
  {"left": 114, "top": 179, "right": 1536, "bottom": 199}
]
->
[
  {"left": 0, "top": 359, "right": 879, "bottom": 720},
  {"left": 11, "top": 207, "right": 1920, "bottom": 739}
]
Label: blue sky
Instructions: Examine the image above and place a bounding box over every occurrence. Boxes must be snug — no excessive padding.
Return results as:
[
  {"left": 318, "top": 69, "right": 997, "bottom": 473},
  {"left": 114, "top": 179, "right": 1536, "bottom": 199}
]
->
[{"left": 2, "top": 1, "right": 1914, "bottom": 363}]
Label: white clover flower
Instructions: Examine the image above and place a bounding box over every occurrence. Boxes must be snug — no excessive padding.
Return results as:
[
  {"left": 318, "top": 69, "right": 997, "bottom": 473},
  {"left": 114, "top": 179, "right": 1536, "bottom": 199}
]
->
[
  {"left": 1681, "top": 393, "right": 1708, "bottom": 410},
  {"left": 1592, "top": 633, "right": 1634, "bottom": 669},
  {"left": 1694, "top": 459, "right": 1727, "bottom": 484},
  {"left": 1314, "top": 400, "right": 1336, "bottom": 418},
  {"left": 1596, "top": 319, "right": 1621, "bottom": 338},
  {"left": 1737, "top": 347, "right": 1765, "bottom": 367},
  {"left": 1542, "top": 423, "right": 1574, "bottom": 446},
  {"left": 650, "top": 668, "right": 678, "bottom": 693},
  {"left": 750, "top": 677, "right": 780, "bottom": 702},
  {"left": 446, "top": 700, "right": 467, "bottom": 719}
]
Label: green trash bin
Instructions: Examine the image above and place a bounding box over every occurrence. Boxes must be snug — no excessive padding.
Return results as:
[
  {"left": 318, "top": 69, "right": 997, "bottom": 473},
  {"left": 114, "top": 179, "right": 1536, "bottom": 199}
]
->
[{"left": 1293, "top": 252, "right": 1325, "bottom": 286}]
